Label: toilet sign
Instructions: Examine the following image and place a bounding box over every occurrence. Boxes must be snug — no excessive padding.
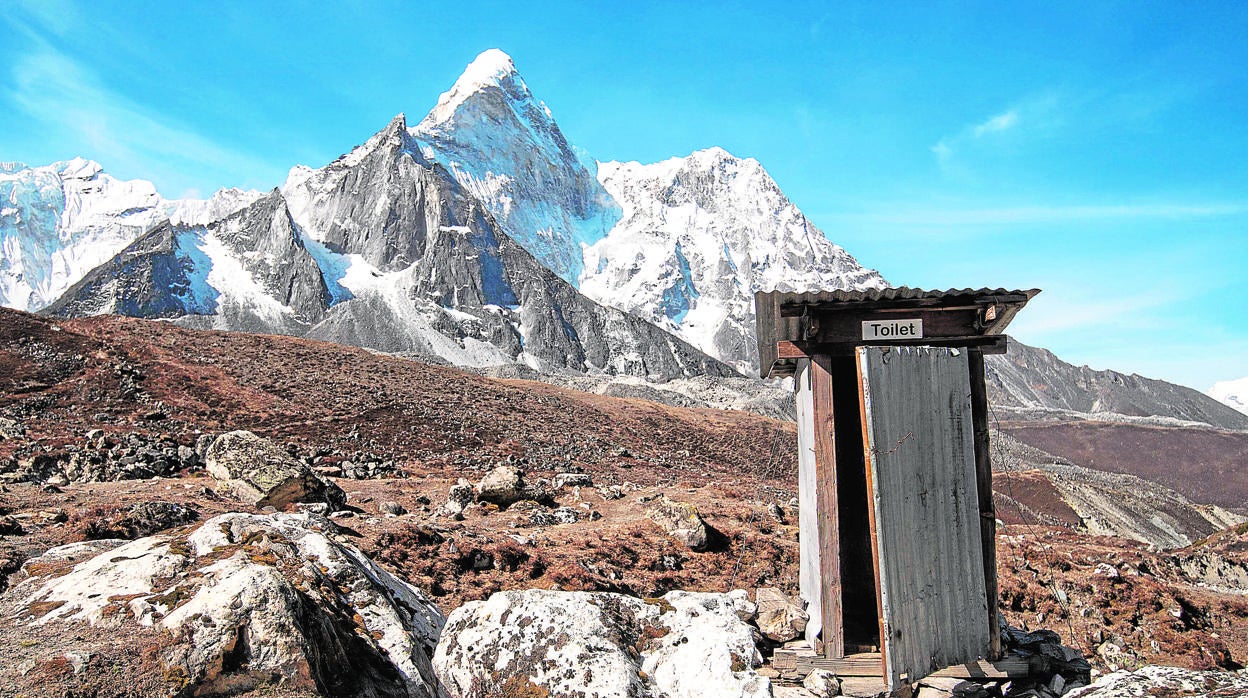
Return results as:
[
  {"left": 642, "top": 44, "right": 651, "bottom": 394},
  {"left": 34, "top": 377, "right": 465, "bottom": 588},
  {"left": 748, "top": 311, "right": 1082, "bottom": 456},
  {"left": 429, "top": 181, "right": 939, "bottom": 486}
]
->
[{"left": 862, "top": 318, "right": 923, "bottom": 341}]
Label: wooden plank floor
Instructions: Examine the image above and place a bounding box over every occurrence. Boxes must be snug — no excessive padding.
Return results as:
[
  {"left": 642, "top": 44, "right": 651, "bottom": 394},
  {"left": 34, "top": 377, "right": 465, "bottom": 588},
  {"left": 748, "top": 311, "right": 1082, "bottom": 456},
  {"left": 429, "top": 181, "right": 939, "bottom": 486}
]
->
[{"left": 772, "top": 648, "right": 1029, "bottom": 680}]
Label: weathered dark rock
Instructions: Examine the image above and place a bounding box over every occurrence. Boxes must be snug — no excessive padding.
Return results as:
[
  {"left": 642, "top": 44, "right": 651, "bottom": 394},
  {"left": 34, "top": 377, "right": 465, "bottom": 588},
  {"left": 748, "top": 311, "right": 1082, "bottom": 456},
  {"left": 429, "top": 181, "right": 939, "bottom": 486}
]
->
[
  {"left": 646, "top": 497, "right": 709, "bottom": 551},
  {"left": 5, "top": 512, "right": 445, "bottom": 697},
  {"left": 205, "top": 430, "right": 345, "bottom": 510}
]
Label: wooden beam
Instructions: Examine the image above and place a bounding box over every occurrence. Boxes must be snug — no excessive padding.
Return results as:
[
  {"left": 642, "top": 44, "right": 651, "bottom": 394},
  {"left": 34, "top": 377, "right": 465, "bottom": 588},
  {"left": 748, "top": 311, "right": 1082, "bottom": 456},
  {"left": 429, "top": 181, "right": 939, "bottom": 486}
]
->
[
  {"left": 967, "top": 349, "right": 1001, "bottom": 660},
  {"left": 810, "top": 354, "right": 843, "bottom": 658},
  {"left": 755, "top": 291, "right": 781, "bottom": 377},
  {"left": 777, "top": 340, "right": 809, "bottom": 359},
  {"left": 856, "top": 348, "right": 890, "bottom": 681},
  {"left": 781, "top": 650, "right": 1030, "bottom": 680},
  {"left": 770, "top": 335, "right": 1009, "bottom": 362}
]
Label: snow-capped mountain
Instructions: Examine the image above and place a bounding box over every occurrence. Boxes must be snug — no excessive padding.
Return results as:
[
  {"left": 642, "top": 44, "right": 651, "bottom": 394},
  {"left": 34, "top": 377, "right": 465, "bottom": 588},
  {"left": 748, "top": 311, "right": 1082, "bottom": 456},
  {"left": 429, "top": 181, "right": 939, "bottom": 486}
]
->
[
  {"left": 1210, "top": 377, "right": 1248, "bottom": 416},
  {"left": 50, "top": 114, "right": 732, "bottom": 379},
  {"left": 400, "top": 50, "right": 885, "bottom": 374},
  {"left": 1, "top": 158, "right": 164, "bottom": 311},
  {"left": 582, "top": 149, "right": 886, "bottom": 373},
  {"left": 411, "top": 49, "right": 620, "bottom": 285},
  {"left": 47, "top": 190, "right": 329, "bottom": 336},
  {"left": 0, "top": 158, "right": 261, "bottom": 311}
]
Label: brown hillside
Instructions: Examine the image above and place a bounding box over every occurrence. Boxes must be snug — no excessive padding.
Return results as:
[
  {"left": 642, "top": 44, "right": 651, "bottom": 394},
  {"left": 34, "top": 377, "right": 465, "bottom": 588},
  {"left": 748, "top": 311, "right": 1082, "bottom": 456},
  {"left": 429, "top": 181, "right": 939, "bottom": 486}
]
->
[
  {"left": 1, "top": 308, "right": 1246, "bottom": 673},
  {"left": 1003, "top": 421, "right": 1248, "bottom": 511}
]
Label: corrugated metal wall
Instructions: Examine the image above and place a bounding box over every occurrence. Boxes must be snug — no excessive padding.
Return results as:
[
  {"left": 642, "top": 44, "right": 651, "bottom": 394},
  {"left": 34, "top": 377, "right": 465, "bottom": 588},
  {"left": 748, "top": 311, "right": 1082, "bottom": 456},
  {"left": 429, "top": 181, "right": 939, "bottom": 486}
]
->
[{"left": 858, "top": 346, "right": 990, "bottom": 687}]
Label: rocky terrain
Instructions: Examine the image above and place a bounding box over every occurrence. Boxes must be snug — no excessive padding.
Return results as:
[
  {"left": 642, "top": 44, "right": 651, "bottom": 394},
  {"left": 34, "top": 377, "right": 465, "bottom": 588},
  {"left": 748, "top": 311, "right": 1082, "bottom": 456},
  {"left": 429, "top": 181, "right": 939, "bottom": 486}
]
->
[{"left": 1, "top": 308, "right": 1246, "bottom": 696}]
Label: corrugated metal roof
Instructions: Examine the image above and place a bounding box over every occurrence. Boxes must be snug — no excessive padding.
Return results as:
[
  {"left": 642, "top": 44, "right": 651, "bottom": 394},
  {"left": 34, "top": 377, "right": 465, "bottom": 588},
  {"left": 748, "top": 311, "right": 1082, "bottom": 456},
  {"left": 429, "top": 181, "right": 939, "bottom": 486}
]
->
[
  {"left": 754, "top": 287, "right": 1040, "bottom": 378},
  {"left": 767, "top": 287, "right": 1040, "bottom": 306}
]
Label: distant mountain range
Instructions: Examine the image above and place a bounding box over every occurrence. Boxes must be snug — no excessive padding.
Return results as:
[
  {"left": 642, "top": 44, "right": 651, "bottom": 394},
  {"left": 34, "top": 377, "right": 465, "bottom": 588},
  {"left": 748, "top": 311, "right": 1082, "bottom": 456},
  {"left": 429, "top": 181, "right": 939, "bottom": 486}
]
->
[{"left": 2, "top": 49, "right": 1244, "bottom": 434}]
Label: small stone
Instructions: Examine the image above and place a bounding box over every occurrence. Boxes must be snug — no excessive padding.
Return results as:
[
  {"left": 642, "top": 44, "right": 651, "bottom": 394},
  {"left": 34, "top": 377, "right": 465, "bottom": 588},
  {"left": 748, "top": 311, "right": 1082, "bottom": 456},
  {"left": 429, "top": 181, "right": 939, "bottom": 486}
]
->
[
  {"left": 766, "top": 502, "right": 785, "bottom": 523},
  {"left": 804, "top": 668, "right": 841, "bottom": 697},
  {"left": 205, "top": 430, "right": 346, "bottom": 511},
  {"left": 379, "top": 501, "right": 407, "bottom": 517},
  {"left": 754, "top": 587, "right": 808, "bottom": 642},
  {"left": 0, "top": 515, "right": 24, "bottom": 536},
  {"left": 1093, "top": 563, "right": 1120, "bottom": 578},
  {"left": 553, "top": 472, "right": 593, "bottom": 489},
  {"left": 294, "top": 503, "right": 331, "bottom": 515},
  {"left": 551, "top": 507, "right": 580, "bottom": 524},
  {"left": 726, "top": 589, "right": 757, "bottom": 622},
  {"left": 475, "top": 465, "right": 525, "bottom": 507}
]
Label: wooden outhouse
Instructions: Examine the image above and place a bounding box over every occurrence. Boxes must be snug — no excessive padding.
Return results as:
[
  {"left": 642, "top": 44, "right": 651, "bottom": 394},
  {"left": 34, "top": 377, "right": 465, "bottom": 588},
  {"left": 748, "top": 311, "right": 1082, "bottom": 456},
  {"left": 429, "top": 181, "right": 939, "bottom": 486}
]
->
[{"left": 755, "top": 288, "right": 1038, "bottom": 690}]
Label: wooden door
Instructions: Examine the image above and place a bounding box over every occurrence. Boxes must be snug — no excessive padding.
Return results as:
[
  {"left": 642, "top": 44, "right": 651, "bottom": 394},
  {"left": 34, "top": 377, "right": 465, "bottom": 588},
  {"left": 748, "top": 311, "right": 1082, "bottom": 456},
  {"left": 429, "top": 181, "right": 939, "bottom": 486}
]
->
[{"left": 857, "top": 346, "right": 990, "bottom": 689}]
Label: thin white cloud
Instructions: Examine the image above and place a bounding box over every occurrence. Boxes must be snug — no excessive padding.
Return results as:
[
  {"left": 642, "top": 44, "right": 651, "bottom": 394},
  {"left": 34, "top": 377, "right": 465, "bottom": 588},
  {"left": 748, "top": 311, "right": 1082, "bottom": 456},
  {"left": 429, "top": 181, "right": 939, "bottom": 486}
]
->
[
  {"left": 7, "top": 46, "right": 281, "bottom": 196},
  {"left": 931, "top": 97, "right": 1056, "bottom": 168},
  {"left": 972, "top": 110, "right": 1018, "bottom": 137}
]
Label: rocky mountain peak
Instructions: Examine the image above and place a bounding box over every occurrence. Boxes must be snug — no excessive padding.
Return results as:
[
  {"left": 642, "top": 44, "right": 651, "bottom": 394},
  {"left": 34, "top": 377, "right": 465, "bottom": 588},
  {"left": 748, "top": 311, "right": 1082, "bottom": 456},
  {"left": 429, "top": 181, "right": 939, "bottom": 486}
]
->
[
  {"left": 59, "top": 156, "right": 104, "bottom": 181},
  {"left": 410, "top": 50, "right": 619, "bottom": 285},
  {"left": 419, "top": 49, "right": 524, "bottom": 130}
]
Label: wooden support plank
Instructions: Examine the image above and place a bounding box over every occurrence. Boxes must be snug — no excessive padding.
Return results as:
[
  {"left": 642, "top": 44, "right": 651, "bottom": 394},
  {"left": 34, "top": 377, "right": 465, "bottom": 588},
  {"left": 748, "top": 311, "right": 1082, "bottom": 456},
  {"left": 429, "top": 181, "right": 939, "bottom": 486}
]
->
[
  {"left": 810, "top": 354, "right": 843, "bottom": 659},
  {"left": 772, "top": 649, "right": 798, "bottom": 671},
  {"left": 784, "top": 651, "right": 1029, "bottom": 680},
  {"left": 968, "top": 348, "right": 1001, "bottom": 660},
  {"left": 754, "top": 291, "right": 781, "bottom": 377},
  {"left": 794, "top": 360, "right": 824, "bottom": 647},
  {"left": 856, "top": 350, "right": 890, "bottom": 682},
  {"left": 777, "top": 340, "right": 809, "bottom": 359},
  {"left": 929, "top": 657, "right": 1030, "bottom": 679},
  {"left": 795, "top": 652, "right": 886, "bottom": 677}
]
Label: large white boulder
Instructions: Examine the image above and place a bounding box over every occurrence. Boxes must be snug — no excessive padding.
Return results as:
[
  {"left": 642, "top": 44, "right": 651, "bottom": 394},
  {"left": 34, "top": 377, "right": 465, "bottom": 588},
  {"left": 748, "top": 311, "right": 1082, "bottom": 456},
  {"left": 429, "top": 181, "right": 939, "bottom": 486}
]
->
[
  {"left": 6, "top": 512, "right": 446, "bottom": 697},
  {"left": 432, "top": 589, "right": 771, "bottom": 698},
  {"left": 1066, "top": 665, "right": 1248, "bottom": 696},
  {"left": 642, "top": 591, "right": 771, "bottom": 698}
]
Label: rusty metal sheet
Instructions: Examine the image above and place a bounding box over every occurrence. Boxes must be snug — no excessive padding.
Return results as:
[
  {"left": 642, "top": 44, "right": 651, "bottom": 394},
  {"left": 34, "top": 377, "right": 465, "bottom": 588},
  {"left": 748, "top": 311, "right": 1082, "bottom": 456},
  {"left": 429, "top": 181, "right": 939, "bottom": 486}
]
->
[{"left": 858, "top": 346, "right": 990, "bottom": 689}]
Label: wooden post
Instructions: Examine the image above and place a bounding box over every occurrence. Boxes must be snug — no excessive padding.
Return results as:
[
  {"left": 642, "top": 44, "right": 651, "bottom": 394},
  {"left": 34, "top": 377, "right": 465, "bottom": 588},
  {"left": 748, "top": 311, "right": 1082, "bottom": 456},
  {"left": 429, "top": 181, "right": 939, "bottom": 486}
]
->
[
  {"left": 967, "top": 349, "right": 1001, "bottom": 659},
  {"left": 810, "top": 354, "right": 844, "bottom": 658}
]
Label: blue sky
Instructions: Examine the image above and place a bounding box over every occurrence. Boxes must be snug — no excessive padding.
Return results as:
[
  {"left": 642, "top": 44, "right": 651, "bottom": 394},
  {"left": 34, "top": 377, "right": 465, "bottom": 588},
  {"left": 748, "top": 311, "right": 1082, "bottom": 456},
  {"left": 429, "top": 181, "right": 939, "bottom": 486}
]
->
[{"left": 2, "top": 1, "right": 1245, "bottom": 392}]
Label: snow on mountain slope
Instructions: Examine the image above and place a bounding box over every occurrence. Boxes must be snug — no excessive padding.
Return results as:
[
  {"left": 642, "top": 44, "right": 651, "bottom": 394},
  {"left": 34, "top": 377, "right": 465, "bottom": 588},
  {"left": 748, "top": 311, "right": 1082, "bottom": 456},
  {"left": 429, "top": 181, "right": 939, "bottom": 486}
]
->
[
  {"left": 1, "top": 158, "right": 164, "bottom": 311},
  {"left": 0, "top": 158, "right": 262, "bottom": 312},
  {"left": 411, "top": 49, "right": 620, "bottom": 284},
  {"left": 46, "top": 190, "right": 330, "bottom": 336},
  {"left": 286, "top": 115, "right": 732, "bottom": 378},
  {"left": 165, "top": 187, "right": 264, "bottom": 226},
  {"left": 581, "top": 148, "right": 887, "bottom": 373},
  {"left": 399, "top": 51, "right": 886, "bottom": 374},
  {"left": 1210, "top": 377, "right": 1248, "bottom": 416}
]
